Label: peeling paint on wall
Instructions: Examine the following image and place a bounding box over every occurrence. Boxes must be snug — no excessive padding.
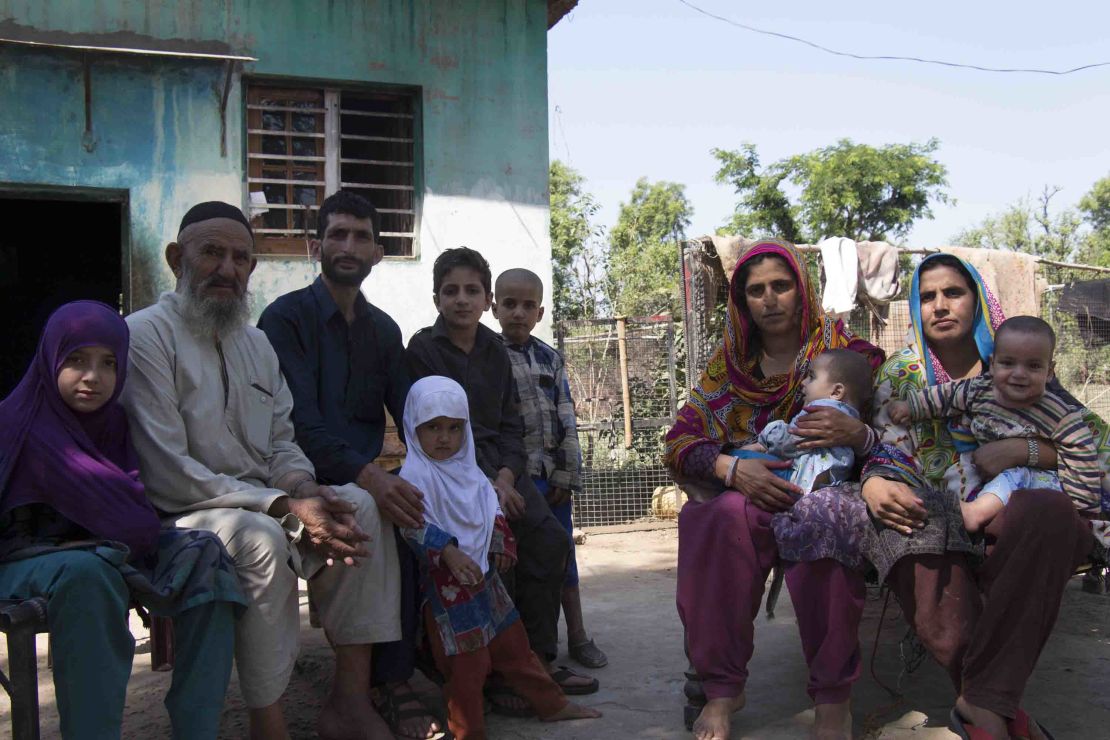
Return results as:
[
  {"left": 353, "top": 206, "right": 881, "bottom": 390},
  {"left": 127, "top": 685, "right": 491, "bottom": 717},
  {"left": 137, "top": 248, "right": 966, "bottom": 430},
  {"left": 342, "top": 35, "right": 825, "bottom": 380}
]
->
[{"left": 0, "top": 0, "right": 551, "bottom": 335}]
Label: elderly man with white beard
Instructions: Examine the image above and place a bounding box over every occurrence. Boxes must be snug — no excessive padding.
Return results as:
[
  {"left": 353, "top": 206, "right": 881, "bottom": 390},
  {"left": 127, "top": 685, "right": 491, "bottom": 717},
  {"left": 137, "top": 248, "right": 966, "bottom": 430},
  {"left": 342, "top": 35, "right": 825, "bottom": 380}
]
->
[{"left": 121, "top": 201, "right": 400, "bottom": 740}]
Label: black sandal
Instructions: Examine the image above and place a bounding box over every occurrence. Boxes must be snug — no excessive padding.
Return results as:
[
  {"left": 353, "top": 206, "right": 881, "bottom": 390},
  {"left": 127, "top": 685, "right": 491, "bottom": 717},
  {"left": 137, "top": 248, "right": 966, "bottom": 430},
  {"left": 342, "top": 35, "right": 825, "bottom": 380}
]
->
[
  {"left": 372, "top": 684, "right": 449, "bottom": 740},
  {"left": 484, "top": 682, "right": 536, "bottom": 717}
]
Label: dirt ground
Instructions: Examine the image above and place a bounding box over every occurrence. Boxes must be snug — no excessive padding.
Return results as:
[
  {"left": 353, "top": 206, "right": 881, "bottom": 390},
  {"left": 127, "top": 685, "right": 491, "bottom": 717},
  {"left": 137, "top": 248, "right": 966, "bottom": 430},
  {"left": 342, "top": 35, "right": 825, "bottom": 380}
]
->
[{"left": 2, "top": 525, "right": 1108, "bottom": 739}]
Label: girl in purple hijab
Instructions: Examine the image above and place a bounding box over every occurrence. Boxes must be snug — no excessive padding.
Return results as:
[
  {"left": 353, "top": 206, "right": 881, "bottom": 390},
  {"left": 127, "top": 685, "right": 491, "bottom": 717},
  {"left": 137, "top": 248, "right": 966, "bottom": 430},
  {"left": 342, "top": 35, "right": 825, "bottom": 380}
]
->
[{"left": 0, "top": 301, "right": 245, "bottom": 739}]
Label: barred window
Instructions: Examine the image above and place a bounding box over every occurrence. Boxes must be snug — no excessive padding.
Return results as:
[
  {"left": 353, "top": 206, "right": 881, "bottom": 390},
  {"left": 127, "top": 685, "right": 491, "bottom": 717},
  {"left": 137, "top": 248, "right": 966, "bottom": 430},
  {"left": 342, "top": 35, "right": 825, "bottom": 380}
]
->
[{"left": 246, "top": 83, "right": 419, "bottom": 257}]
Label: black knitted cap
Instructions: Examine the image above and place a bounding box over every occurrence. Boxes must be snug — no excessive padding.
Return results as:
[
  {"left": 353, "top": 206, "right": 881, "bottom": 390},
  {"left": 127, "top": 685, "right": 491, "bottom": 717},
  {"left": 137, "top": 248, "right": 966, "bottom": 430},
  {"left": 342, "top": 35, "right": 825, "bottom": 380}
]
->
[{"left": 177, "top": 201, "right": 254, "bottom": 239}]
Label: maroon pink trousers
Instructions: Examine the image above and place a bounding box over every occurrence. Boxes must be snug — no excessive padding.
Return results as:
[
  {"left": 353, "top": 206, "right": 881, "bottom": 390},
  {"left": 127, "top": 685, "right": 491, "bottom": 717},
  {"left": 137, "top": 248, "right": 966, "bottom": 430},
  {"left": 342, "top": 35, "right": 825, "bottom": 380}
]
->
[
  {"left": 677, "top": 491, "right": 865, "bottom": 704},
  {"left": 888, "top": 488, "right": 1094, "bottom": 719}
]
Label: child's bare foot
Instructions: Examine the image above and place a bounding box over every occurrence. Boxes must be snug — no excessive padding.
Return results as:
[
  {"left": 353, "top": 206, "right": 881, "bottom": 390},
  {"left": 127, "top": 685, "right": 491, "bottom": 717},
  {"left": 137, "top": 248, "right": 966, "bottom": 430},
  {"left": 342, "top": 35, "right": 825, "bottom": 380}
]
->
[
  {"left": 960, "top": 496, "right": 1002, "bottom": 533},
  {"left": 692, "top": 693, "right": 745, "bottom": 740},
  {"left": 960, "top": 501, "right": 983, "bottom": 532},
  {"left": 541, "top": 701, "right": 602, "bottom": 722}
]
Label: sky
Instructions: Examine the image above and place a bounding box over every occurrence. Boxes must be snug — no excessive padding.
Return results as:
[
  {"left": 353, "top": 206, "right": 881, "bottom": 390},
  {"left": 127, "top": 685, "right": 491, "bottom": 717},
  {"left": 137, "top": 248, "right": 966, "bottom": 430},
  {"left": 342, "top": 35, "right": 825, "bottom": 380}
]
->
[{"left": 546, "top": 0, "right": 1110, "bottom": 247}]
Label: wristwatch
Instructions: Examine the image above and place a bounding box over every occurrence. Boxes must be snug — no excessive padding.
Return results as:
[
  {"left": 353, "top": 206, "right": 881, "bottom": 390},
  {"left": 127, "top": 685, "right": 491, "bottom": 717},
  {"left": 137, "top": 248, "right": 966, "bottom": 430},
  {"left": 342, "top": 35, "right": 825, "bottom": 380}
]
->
[{"left": 1026, "top": 437, "right": 1040, "bottom": 467}]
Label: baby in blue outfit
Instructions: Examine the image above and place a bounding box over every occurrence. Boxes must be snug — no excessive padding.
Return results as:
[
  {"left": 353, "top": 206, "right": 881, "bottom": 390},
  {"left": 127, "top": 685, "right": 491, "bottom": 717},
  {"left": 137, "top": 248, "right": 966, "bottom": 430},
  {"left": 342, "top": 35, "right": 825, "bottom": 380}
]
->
[{"left": 741, "top": 348, "right": 874, "bottom": 494}]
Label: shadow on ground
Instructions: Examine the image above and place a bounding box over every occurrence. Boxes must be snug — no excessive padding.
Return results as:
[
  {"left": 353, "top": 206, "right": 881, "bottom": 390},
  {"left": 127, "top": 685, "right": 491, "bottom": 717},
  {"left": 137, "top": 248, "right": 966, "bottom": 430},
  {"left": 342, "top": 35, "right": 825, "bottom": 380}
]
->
[{"left": 2, "top": 526, "right": 1107, "bottom": 738}]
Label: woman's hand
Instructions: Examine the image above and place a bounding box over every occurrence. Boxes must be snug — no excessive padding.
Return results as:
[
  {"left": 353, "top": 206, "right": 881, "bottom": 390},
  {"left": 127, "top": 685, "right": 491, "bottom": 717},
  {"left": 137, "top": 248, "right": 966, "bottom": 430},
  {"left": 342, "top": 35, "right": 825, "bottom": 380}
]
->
[
  {"left": 888, "top": 401, "right": 912, "bottom": 426},
  {"left": 860, "top": 477, "right": 927, "bottom": 535},
  {"left": 792, "top": 406, "right": 869, "bottom": 453},
  {"left": 443, "top": 544, "right": 484, "bottom": 586},
  {"left": 716, "top": 454, "right": 801, "bottom": 512},
  {"left": 972, "top": 438, "right": 1056, "bottom": 479}
]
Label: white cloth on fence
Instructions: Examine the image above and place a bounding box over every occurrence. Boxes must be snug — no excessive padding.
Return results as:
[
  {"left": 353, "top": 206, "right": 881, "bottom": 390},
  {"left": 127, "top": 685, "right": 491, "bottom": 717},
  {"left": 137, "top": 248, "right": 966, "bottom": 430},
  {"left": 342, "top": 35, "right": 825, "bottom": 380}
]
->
[{"left": 817, "top": 236, "right": 858, "bottom": 316}]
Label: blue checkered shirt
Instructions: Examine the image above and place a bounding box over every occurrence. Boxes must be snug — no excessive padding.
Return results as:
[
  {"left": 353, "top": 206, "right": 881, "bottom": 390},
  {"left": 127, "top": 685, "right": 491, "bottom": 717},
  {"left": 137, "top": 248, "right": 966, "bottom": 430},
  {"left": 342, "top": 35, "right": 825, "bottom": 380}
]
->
[{"left": 503, "top": 336, "right": 582, "bottom": 492}]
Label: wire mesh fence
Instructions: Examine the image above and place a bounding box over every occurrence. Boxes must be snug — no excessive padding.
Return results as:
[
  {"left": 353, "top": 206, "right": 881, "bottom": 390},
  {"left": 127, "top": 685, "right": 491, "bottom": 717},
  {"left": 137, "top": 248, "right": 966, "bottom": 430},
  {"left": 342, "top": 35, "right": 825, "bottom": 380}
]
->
[
  {"left": 1040, "top": 265, "right": 1110, "bottom": 422},
  {"left": 556, "top": 317, "right": 680, "bottom": 528}
]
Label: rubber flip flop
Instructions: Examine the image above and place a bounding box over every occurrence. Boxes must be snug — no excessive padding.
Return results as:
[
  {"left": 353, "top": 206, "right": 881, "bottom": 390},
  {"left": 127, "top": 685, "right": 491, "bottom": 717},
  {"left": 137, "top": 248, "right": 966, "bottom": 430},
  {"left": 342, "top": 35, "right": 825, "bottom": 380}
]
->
[{"left": 550, "top": 665, "right": 600, "bottom": 695}]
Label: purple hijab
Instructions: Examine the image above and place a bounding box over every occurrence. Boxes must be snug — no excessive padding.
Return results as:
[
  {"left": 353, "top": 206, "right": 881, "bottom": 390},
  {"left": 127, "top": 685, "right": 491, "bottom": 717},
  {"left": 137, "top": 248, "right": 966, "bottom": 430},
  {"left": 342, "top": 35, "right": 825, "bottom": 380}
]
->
[{"left": 0, "top": 301, "right": 160, "bottom": 556}]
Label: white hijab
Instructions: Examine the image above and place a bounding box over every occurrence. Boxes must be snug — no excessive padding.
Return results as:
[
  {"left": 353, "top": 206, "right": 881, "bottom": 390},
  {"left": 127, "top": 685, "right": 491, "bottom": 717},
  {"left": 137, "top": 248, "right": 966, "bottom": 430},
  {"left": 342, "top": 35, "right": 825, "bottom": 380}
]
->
[{"left": 399, "top": 376, "right": 500, "bottom": 567}]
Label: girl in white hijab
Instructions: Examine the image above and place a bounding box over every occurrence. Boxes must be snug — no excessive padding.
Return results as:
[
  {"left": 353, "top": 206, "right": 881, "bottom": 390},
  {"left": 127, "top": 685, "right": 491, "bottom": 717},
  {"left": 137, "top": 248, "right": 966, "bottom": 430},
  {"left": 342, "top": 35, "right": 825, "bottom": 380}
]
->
[{"left": 399, "top": 376, "right": 600, "bottom": 738}]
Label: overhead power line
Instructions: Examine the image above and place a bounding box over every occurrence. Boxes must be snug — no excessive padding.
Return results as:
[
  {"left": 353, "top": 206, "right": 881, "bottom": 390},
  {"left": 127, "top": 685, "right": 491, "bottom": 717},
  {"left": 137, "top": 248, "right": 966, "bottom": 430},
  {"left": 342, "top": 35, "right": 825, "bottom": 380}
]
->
[{"left": 677, "top": 0, "right": 1110, "bottom": 76}]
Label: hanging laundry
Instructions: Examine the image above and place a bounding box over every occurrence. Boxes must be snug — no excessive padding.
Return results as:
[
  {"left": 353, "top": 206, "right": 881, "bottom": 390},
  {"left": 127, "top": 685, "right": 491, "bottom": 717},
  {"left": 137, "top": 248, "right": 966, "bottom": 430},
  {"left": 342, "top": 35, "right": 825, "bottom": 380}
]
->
[
  {"left": 817, "top": 236, "right": 858, "bottom": 316},
  {"left": 942, "top": 246, "right": 1043, "bottom": 317},
  {"left": 709, "top": 235, "right": 760, "bottom": 282},
  {"left": 856, "top": 241, "right": 900, "bottom": 304}
]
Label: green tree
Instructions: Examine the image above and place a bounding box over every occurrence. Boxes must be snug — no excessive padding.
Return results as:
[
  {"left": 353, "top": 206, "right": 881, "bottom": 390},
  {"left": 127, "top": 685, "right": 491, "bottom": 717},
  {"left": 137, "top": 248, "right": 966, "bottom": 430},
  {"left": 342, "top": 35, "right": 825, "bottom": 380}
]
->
[
  {"left": 1078, "top": 175, "right": 1110, "bottom": 266},
  {"left": 953, "top": 186, "right": 1088, "bottom": 263},
  {"left": 608, "top": 177, "right": 693, "bottom": 317},
  {"left": 549, "top": 160, "right": 607, "bottom": 319},
  {"left": 713, "top": 139, "right": 950, "bottom": 243}
]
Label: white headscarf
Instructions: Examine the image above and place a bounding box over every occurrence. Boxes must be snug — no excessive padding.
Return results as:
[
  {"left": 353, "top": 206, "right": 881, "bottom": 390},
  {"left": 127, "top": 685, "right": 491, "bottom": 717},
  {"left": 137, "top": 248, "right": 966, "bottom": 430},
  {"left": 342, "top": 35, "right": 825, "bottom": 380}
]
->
[{"left": 399, "top": 376, "right": 500, "bottom": 567}]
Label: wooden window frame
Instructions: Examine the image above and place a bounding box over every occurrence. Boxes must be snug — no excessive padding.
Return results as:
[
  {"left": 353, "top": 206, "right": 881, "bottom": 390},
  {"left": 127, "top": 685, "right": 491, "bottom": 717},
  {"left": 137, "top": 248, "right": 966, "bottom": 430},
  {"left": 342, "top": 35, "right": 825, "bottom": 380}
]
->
[{"left": 245, "top": 82, "right": 420, "bottom": 258}]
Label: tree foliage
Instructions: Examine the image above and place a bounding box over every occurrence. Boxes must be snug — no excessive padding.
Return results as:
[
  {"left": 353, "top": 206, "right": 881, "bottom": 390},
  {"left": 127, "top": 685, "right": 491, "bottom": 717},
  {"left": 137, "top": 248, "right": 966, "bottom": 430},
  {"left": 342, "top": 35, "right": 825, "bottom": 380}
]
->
[
  {"left": 1078, "top": 175, "right": 1110, "bottom": 266},
  {"left": 549, "top": 160, "right": 608, "bottom": 320},
  {"left": 953, "top": 177, "right": 1110, "bottom": 266},
  {"left": 713, "top": 139, "right": 950, "bottom": 243},
  {"left": 608, "top": 177, "right": 692, "bottom": 317}
]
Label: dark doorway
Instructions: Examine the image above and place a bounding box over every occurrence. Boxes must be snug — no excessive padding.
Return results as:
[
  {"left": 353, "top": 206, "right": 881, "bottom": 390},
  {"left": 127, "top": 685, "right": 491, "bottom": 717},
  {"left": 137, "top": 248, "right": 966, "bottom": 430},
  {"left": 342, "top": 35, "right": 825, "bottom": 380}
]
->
[{"left": 0, "top": 194, "right": 126, "bottom": 397}]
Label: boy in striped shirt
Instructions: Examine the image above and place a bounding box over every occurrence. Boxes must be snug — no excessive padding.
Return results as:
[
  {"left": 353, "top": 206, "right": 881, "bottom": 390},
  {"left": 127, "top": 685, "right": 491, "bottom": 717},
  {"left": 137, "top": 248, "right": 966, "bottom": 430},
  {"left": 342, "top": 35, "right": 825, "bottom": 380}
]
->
[{"left": 890, "top": 316, "right": 1101, "bottom": 532}]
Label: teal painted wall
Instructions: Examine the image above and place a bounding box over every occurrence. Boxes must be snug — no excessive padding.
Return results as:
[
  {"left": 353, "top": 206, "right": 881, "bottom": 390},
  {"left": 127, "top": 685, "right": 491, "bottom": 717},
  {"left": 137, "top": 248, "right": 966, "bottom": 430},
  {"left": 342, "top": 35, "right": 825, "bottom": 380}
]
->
[{"left": 0, "top": 0, "right": 551, "bottom": 323}]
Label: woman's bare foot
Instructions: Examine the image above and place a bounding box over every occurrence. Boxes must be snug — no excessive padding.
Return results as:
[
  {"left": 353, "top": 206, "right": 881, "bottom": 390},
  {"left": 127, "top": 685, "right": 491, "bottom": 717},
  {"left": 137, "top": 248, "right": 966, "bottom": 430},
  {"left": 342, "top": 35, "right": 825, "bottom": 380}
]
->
[
  {"left": 955, "top": 696, "right": 1007, "bottom": 739},
  {"left": 692, "top": 694, "right": 746, "bottom": 740},
  {"left": 541, "top": 701, "right": 602, "bottom": 722},
  {"left": 812, "top": 700, "right": 851, "bottom": 739}
]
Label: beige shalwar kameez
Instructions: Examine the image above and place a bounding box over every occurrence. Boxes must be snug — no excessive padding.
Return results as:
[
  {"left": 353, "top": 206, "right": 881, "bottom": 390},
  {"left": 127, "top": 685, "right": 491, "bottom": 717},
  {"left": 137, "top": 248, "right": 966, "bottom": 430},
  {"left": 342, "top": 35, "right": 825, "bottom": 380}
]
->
[{"left": 121, "top": 292, "right": 400, "bottom": 708}]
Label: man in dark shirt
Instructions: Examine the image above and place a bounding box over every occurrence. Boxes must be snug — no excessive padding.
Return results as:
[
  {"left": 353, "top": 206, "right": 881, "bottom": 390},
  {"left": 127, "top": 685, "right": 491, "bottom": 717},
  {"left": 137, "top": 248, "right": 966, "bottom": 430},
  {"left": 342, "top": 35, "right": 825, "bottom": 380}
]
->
[
  {"left": 259, "top": 190, "right": 442, "bottom": 740},
  {"left": 407, "top": 247, "right": 598, "bottom": 705}
]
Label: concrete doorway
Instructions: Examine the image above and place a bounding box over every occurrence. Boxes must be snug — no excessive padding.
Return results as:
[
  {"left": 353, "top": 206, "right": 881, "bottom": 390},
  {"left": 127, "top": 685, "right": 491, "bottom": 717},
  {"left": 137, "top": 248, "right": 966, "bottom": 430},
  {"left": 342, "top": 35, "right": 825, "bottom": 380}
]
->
[{"left": 0, "top": 188, "right": 128, "bottom": 397}]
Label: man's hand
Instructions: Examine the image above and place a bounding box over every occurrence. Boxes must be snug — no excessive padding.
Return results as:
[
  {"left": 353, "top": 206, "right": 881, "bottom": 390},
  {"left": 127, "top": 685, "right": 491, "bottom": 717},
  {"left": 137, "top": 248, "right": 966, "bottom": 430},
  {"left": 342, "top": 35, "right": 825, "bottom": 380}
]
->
[
  {"left": 888, "top": 401, "right": 912, "bottom": 426},
  {"left": 493, "top": 468, "right": 526, "bottom": 519},
  {"left": 792, "top": 405, "right": 869, "bottom": 453},
  {"left": 357, "top": 463, "right": 425, "bottom": 529},
  {"left": 442, "top": 544, "right": 484, "bottom": 586},
  {"left": 490, "top": 552, "right": 514, "bottom": 573},
  {"left": 860, "top": 477, "right": 927, "bottom": 536},
  {"left": 288, "top": 493, "right": 370, "bottom": 566},
  {"left": 716, "top": 454, "right": 801, "bottom": 512},
  {"left": 546, "top": 486, "right": 573, "bottom": 508}
]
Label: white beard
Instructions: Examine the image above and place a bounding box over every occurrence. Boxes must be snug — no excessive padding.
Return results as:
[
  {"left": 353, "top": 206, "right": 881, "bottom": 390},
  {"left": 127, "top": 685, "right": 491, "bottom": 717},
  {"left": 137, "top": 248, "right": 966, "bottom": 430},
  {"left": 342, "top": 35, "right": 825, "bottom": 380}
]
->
[{"left": 179, "top": 262, "right": 251, "bottom": 337}]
